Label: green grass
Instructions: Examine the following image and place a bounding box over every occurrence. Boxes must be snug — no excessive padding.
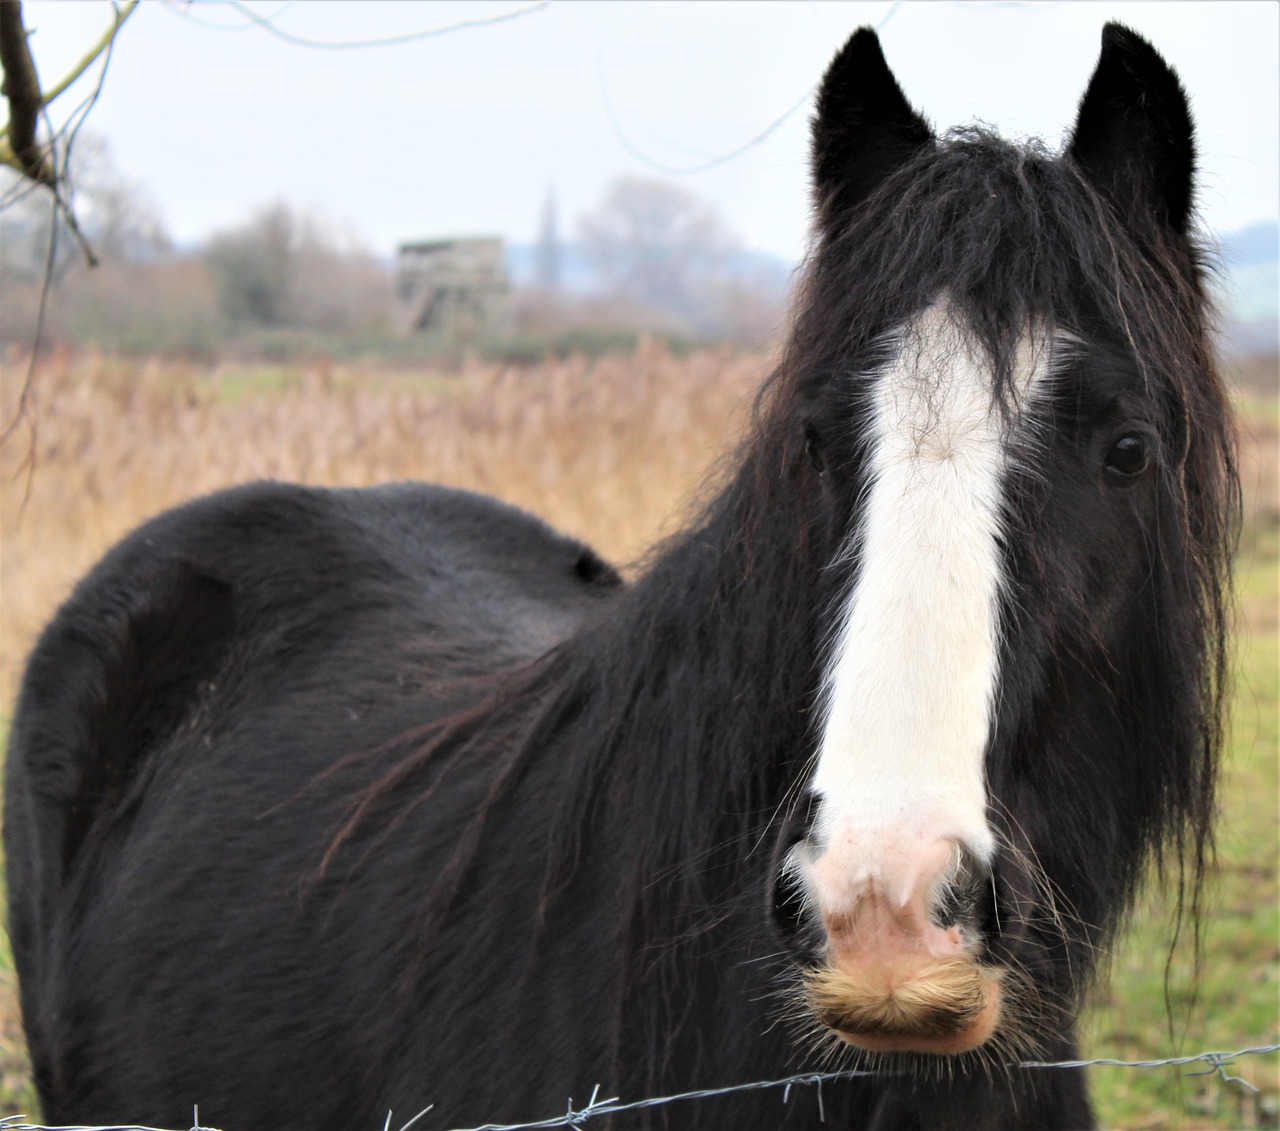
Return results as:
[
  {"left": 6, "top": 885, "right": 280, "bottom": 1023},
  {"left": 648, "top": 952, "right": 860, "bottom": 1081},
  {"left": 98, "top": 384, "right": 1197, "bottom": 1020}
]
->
[
  {"left": 1085, "top": 467, "right": 1280, "bottom": 1128},
  {"left": 211, "top": 364, "right": 302, "bottom": 403}
]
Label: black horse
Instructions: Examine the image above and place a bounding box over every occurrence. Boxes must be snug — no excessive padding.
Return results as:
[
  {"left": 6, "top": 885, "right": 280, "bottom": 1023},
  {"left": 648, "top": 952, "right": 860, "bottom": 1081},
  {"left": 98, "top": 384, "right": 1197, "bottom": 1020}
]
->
[{"left": 4, "top": 24, "right": 1237, "bottom": 1131}]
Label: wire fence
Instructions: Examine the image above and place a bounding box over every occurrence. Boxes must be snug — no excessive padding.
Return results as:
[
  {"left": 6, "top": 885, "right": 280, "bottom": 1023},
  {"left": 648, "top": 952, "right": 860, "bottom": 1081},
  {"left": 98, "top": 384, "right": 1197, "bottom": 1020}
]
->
[{"left": 1, "top": 1043, "right": 1274, "bottom": 1131}]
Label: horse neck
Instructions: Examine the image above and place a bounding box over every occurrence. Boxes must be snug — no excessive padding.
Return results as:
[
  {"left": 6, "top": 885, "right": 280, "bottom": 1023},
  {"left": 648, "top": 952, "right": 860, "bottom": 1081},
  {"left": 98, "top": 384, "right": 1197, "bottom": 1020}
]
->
[{"left": 543, "top": 443, "right": 827, "bottom": 915}]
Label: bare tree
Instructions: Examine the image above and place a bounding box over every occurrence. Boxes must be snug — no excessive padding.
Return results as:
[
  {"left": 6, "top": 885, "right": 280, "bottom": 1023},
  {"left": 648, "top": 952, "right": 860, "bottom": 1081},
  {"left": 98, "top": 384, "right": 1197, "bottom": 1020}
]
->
[
  {"left": 1, "top": 136, "right": 167, "bottom": 275},
  {"left": 578, "top": 177, "right": 737, "bottom": 317},
  {"left": 203, "top": 201, "right": 389, "bottom": 334},
  {"left": 287, "top": 212, "right": 391, "bottom": 335},
  {"left": 204, "top": 202, "right": 296, "bottom": 326},
  {"left": 70, "top": 134, "right": 170, "bottom": 263}
]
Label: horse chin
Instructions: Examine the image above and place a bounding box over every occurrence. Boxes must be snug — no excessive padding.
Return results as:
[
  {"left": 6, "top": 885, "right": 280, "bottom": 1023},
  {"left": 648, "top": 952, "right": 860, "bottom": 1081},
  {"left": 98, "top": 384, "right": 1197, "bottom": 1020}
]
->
[{"left": 804, "top": 958, "right": 1004, "bottom": 1056}]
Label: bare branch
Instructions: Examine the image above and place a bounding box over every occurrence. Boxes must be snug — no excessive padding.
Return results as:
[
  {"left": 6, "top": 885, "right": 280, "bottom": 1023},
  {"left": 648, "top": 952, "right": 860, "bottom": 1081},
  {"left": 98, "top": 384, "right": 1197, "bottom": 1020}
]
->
[
  {"left": 44, "top": 9, "right": 129, "bottom": 269},
  {"left": 0, "top": 0, "right": 138, "bottom": 185},
  {"left": 172, "top": 0, "right": 549, "bottom": 50},
  {"left": 0, "top": 0, "right": 53, "bottom": 184},
  {"left": 36, "top": 0, "right": 138, "bottom": 109}
]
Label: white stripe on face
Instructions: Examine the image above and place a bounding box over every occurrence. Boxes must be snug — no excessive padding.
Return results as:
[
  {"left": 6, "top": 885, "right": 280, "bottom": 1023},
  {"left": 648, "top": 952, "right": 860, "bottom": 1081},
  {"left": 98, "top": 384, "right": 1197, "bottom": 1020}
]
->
[{"left": 808, "top": 303, "right": 1049, "bottom": 895}]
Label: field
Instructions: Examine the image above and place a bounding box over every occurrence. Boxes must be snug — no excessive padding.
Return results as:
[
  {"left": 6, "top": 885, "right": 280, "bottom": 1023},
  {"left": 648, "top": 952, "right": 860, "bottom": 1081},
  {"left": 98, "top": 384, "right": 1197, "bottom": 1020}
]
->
[{"left": 0, "top": 347, "right": 1275, "bottom": 1126}]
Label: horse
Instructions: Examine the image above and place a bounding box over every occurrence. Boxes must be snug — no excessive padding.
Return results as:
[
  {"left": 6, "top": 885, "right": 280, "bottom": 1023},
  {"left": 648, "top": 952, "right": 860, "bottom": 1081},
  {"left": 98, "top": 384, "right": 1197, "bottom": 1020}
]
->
[{"left": 3, "top": 23, "right": 1238, "bottom": 1131}]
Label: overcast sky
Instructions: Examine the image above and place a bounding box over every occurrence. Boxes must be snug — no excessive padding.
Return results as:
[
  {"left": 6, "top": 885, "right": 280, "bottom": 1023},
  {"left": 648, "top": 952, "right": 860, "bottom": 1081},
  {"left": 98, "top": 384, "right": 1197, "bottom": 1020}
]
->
[{"left": 17, "top": 0, "right": 1280, "bottom": 262}]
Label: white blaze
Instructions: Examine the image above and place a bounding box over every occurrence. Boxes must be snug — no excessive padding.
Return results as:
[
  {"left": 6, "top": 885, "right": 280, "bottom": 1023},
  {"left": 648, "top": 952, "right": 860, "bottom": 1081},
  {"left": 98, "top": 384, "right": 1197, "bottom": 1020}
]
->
[{"left": 810, "top": 303, "right": 1048, "bottom": 883}]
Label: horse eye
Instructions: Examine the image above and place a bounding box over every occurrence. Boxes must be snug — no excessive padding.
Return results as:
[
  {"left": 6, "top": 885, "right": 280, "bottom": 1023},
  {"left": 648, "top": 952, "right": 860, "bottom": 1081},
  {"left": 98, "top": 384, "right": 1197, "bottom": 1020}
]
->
[{"left": 1104, "top": 433, "right": 1151, "bottom": 480}]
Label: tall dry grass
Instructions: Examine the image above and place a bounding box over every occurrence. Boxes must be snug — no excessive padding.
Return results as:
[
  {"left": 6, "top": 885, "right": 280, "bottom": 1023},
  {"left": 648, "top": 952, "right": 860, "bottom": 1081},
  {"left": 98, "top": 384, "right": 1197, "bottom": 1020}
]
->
[
  {"left": 0, "top": 347, "right": 1274, "bottom": 1124},
  {"left": 0, "top": 343, "right": 769, "bottom": 702}
]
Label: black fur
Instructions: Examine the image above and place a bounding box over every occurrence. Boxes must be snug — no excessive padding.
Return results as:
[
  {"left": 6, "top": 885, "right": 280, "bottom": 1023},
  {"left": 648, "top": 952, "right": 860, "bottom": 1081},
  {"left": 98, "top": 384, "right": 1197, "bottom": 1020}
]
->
[
  {"left": 4, "top": 25, "right": 1236, "bottom": 1131},
  {"left": 811, "top": 27, "right": 935, "bottom": 222},
  {"left": 1070, "top": 24, "right": 1197, "bottom": 233}
]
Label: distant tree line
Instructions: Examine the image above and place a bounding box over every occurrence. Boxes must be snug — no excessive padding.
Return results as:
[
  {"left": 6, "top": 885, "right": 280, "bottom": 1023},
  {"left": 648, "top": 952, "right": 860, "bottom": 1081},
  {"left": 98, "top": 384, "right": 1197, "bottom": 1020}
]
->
[
  {"left": 1, "top": 136, "right": 790, "bottom": 360},
  {"left": 0, "top": 137, "right": 394, "bottom": 357}
]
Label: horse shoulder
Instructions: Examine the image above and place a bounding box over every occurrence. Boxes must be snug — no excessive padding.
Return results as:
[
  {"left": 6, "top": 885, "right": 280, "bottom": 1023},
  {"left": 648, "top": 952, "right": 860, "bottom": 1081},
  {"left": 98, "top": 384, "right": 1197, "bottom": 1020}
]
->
[{"left": 4, "top": 481, "right": 621, "bottom": 992}]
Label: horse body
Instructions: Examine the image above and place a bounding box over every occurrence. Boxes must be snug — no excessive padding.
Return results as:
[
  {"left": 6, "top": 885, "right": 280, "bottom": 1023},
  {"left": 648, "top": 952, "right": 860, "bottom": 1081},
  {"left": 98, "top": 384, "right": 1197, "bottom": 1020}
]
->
[
  {"left": 6, "top": 483, "right": 629, "bottom": 1123},
  {"left": 4, "top": 25, "right": 1236, "bottom": 1131}
]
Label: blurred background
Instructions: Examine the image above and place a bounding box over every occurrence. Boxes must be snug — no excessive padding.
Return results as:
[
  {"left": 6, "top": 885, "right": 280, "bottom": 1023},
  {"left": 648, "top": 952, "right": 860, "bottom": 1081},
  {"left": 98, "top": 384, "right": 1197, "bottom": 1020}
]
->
[
  {"left": 0, "top": 2, "right": 1276, "bottom": 1125},
  {"left": 1, "top": 0, "right": 1275, "bottom": 359}
]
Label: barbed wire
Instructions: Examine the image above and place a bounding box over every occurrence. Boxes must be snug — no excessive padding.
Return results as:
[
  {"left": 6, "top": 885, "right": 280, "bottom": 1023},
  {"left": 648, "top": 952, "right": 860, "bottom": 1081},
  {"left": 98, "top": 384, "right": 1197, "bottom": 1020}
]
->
[
  {"left": 1, "top": 1044, "right": 1274, "bottom": 1131},
  {"left": 0, "top": 1123, "right": 221, "bottom": 1131}
]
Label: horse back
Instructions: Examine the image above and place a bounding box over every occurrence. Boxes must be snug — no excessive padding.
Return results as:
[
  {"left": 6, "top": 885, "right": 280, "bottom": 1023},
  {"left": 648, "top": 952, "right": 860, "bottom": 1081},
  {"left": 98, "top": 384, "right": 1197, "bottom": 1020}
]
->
[{"left": 3, "top": 480, "right": 621, "bottom": 1108}]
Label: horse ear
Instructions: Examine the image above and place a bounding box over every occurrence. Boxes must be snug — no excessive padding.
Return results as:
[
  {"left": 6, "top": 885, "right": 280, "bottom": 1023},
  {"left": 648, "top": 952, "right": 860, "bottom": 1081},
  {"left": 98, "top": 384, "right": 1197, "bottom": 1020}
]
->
[
  {"left": 811, "top": 28, "right": 934, "bottom": 226},
  {"left": 1069, "top": 23, "right": 1195, "bottom": 233}
]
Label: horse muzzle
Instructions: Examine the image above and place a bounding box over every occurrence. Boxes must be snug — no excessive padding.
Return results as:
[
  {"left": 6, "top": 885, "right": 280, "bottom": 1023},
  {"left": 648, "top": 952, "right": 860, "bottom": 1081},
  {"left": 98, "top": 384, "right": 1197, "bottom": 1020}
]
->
[{"left": 785, "top": 833, "right": 1003, "bottom": 1054}]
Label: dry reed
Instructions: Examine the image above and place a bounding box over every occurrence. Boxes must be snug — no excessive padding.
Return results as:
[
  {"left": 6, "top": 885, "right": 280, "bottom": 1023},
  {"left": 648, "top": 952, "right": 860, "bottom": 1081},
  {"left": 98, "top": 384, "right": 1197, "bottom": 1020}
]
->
[{"left": 0, "top": 343, "right": 769, "bottom": 704}]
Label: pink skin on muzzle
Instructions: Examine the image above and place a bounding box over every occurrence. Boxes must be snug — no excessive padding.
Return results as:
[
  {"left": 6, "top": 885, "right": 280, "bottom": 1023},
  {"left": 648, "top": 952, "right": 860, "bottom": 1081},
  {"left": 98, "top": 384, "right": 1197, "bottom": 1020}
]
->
[{"left": 802, "top": 835, "right": 1002, "bottom": 1054}]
